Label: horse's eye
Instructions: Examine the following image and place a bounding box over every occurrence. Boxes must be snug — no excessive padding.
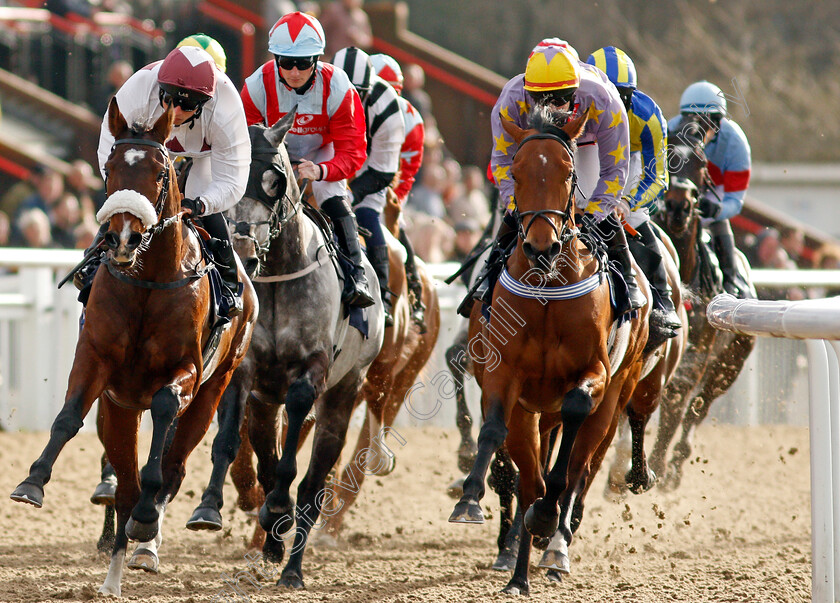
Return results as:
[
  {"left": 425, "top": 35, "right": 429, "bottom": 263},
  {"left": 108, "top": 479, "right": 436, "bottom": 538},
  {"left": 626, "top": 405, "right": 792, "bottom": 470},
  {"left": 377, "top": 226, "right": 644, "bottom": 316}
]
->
[{"left": 157, "top": 170, "right": 165, "bottom": 182}]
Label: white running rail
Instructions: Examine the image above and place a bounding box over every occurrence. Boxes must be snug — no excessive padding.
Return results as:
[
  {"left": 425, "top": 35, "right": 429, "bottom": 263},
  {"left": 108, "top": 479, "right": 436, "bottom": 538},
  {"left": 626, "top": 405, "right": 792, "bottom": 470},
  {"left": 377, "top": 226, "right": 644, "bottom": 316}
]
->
[{"left": 707, "top": 293, "right": 840, "bottom": 603}]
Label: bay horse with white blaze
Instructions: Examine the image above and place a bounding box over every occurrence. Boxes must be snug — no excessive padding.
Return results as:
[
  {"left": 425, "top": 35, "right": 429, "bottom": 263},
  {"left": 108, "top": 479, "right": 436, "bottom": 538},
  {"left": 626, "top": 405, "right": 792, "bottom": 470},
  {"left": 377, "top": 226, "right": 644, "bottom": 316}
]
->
[
  {"left": 450, "top": 106, "right": 652, "bottom": 595},
  {"left": 10, "top": 98, "right": 257, "bottom": 597}
]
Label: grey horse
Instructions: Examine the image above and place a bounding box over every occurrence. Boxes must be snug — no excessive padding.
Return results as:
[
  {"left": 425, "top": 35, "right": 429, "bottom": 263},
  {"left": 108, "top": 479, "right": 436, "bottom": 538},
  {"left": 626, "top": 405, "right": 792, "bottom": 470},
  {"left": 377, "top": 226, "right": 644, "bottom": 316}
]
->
[{"left": 186, "top": 111, "right": 385, "bottom": 589}]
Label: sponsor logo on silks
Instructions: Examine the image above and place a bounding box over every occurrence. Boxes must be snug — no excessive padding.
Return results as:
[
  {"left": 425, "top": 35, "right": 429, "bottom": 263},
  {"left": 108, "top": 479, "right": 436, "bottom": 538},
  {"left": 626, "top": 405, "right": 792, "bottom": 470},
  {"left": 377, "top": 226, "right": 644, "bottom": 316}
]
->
[{"left": 297, "top": 115, "right": 314, "bottom": 126}]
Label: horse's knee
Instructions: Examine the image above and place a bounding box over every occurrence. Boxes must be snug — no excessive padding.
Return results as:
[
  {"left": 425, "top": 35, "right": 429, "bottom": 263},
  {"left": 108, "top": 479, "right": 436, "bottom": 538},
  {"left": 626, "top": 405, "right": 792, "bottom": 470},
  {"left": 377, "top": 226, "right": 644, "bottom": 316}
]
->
[
  {"left": 150, "top": 388, "right": 179, "bottom": 424},
  {"left": 52, "top": 398, "right": 86, "bottom": 438},
  {"left": 562, "top": 388, "right": 593, "bottom": 425},
  {"left": 286, "top": 379, "right": 317, "bottom": 419}
]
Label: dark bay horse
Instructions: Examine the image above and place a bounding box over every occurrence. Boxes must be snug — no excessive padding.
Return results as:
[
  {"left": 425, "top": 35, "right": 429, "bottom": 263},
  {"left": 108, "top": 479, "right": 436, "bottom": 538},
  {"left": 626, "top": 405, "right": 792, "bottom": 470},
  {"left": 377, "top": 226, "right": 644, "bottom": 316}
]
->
[
  {"left": 10, "top": 98, "right": 257, "bottom": 596},
  {"left": 649, "top": 115, "right": 756, "bottom": 489},
  {"left": 449, "top": 106, "right": 652, "bottom": 595},
  {"left": 185, "top": 114, "right": 385, "bottom": 589}
]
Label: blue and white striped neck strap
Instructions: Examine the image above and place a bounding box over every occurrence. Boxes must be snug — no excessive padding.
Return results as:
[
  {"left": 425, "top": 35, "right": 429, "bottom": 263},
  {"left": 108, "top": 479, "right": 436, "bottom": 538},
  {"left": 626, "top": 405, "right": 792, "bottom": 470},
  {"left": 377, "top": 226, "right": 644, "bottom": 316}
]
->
[{"left": 499, "top": 268, "right": 601, "bottom": 301}]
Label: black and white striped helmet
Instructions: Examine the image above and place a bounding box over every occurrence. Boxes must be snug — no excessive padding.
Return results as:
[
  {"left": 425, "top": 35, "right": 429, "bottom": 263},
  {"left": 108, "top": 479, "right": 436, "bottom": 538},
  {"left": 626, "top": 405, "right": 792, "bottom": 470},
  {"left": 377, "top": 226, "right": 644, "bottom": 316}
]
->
[{"left": 333, "top": 46, "right": 372, "bottom": 94}]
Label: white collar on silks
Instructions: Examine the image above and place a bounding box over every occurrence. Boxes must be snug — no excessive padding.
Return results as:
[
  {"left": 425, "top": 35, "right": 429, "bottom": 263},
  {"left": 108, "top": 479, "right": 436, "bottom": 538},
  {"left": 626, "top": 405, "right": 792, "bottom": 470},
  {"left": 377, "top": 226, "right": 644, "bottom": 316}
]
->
[{"left": 96, "top": 189, "right": 158, "bottom": 229}]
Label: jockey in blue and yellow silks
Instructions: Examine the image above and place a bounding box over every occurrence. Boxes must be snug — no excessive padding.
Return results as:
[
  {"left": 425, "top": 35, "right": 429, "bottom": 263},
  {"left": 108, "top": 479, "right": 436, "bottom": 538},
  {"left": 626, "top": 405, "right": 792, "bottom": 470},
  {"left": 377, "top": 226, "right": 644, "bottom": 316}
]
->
[
  {"left": 587, "top": 46, "right": 681, "bottom": 333},
  {"left": 459, "top": 41, "right": 663, "bottom": 327}
]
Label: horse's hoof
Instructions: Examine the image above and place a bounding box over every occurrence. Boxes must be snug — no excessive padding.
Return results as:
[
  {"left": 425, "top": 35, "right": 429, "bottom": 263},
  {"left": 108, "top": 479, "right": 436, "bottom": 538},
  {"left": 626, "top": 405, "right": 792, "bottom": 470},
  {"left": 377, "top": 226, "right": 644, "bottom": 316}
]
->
[
  {"left": 532, "top": 535, "right": 551, "bottom": 551},
  {"left": 539, "top": 548, "right": 570, "bottom": 573},
  {"left": 448, "top": 499, "right": 484, "bottom": 524},
  {"left": 259, "top": 503, "right": 293, "bottom": 535},
  {"left": 127, "top": 548, "right": 159, "bottom": 573},
  {"left": 446, "top": 476, "right": 466, "bottom": 500},
  {"left": 524, "top": 500, "right": 559, "bottom": 538},
  {"left": 186, "top": 506, "right": 223, "bottom": 531},
  {"left": 10, "top": 481, "right": 44, "bottom": 508},
  {"left": 546, "top": 569, "right": 564, "bottom": 583},
  {"left": 278, "top": 572, "right": 305, "bottom": 590},
  {"left": 90, "top": 476, "right": 117, "bottom": 505},
  {"left": 501, "top": 579, "right": 529, "bottom": 596},
  {"left": 125, "top": 516, "right": 159, "bottom": 542},
  {"left": 626, "top": 467, "right": 657, "bottom": 495},
  {"left": 98, "top": 583, "right": 120, "bottom": 597},
  {"left": 491, "top": 551, "right": 516, "bottom": 572}
]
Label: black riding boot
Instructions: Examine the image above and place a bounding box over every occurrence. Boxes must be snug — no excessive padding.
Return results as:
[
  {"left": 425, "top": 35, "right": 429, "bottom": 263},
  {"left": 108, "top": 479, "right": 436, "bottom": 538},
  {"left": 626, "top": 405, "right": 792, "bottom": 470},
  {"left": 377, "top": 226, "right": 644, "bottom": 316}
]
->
[
  {"left": 321, "top": 196, "right": 376, "bottom": 308},
  {"left": 369, "top": 244, "right": 394, "bottom": 327},
  {"left": 74, "top": 222, "right": 109, "bottom": 304},
  {"left": 630, "top": 221, "right": 682, "bottom": 344},
  {"left": 710, "top": 220, "right": 751, "bottom": 299},
  {"left": 207, "top": 238, "right": 243, "bottom": 317},
  {"left": 456, "top": 213, "right": 517, "bottom": 318},
  {"left": 587, "top": 214, "right": 647, "bottom": 312},
  {"left": 399, "top": 227, "right": 427, "bottom": 332}
]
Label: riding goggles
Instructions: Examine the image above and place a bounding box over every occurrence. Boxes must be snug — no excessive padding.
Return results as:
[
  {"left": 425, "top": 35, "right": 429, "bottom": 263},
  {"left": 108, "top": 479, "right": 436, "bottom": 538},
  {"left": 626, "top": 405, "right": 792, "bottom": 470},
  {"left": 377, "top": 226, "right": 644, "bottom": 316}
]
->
[
  {"left": 528, "top": 89, "right": 576, "bottom": 108},
  {"left": 276, "top": 55, "right": 316, "bottom": 71},
  {"left": 159, "top": 90, "right": 207, "bottom": 112}
]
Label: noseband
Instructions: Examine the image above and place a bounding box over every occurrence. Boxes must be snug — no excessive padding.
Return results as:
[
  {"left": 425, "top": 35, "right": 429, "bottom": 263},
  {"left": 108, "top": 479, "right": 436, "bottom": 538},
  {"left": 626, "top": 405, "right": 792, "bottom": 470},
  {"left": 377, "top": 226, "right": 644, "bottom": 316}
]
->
[{"left": 511, "top": 127, "right": 578, "bottom": 244}]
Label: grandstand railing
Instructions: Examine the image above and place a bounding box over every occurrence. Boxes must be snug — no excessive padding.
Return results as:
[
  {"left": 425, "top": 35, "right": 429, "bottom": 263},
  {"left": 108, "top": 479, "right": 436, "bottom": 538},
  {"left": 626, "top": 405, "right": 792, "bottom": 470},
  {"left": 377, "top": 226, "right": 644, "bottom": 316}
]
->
[{"left": 707, "top": 293, "right": 840, "bottom": 603}]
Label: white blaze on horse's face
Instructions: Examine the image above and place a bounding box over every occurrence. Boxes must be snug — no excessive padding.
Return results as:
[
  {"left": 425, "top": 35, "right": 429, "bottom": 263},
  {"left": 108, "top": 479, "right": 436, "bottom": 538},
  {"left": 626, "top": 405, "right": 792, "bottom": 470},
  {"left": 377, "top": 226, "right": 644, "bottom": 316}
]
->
[{"left": 123, "top": 149, "right": 146, "bottom": 166}]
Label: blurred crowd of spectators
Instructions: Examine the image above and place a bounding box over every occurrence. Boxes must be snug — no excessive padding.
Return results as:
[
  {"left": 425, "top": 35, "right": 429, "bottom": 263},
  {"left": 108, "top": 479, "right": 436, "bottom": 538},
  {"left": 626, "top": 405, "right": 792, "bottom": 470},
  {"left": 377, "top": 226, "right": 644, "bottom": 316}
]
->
[{"left": 0, "top": 161, "right": 103, "bottom": 250}]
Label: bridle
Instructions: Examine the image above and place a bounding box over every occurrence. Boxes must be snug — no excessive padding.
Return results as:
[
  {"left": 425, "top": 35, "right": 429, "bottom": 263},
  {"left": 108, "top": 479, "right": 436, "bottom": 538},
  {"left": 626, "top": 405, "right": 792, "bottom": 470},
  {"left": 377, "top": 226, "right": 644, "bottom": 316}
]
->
[
  {"left": 107, "top": 138, "right": 183, "bottom": 238},
  {"left": 226, "top": 148, "right": 298, "bottom": 264},
  {"left": 510, "top": 126, "right": 578, "bottom": 245}
]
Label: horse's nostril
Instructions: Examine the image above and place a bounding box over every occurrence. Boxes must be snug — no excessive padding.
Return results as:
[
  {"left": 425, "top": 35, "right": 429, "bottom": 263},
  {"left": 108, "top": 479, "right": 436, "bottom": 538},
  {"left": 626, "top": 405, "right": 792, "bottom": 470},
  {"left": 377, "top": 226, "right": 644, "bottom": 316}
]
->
[
  {"left": 104, "top": 232, "right": 119, "bottom": 249},
  {"left": 127, "top": 233, "right": 142, "bottom": 249},
  {"left": 549, "top": 242, "right": 561, "bottom": 258},
  {"left": 522, "top": 242, "right": 536, "bottom": 259}
]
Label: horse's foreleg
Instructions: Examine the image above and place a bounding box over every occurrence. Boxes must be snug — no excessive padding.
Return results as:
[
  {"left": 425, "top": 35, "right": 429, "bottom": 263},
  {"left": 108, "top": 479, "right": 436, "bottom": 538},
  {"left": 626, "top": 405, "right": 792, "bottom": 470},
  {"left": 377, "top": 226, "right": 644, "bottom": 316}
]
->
[
  {"left": 247, "top": 400, "right": 281, "bottom": 559},
  {"left": 260, "top": 355, "right": 329, "bottom": 562},
  {"left": 11, "top": 349, "right": 108, "bottom": 508},
  {"left": 450, "top": 368, "right": 520, "bottom": 524},
  {"left": 279, "top": 381, "right": 358, "bottom": 589},
  {"left": 125, "top": 379, "right": 188, "bottom": 543},
  {"left": 98, "top": 402, "right": 140, "bottom": 597},
  {"left": 91, "top": 400, "right": 119, "bottom": 506},
  {"left": 187, "top": 362, "right": 254, "bottom": 531},
  {"left": 525, "top": 370, "right": 604, "bottom": 540},
  {"left": 500, "top": 407, "right": 541, "bottom": 595}
]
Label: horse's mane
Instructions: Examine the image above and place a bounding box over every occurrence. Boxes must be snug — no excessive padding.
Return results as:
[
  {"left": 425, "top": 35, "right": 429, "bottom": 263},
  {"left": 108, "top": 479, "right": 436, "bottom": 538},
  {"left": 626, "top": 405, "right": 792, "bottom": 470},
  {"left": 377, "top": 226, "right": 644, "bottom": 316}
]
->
[{"left": 526, "top": 105, "right": 577, "bottom": 151}]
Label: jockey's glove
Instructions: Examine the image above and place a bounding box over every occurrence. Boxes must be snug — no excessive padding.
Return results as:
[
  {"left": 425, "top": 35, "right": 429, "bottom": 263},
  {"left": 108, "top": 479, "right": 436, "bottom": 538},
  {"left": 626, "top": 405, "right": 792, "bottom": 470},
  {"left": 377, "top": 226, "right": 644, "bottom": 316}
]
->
[
  {"left": 182, "top": 197, "right": 206, "bottom": 217},
  {"left": 698, "top": 195, "right": 722, "bottom": 220}
]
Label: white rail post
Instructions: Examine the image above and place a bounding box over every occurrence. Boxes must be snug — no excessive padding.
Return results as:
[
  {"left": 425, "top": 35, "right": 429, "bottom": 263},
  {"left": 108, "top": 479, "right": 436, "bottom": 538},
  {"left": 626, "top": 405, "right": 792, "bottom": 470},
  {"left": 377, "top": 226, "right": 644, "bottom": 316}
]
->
[
  {"left": 18, "top": 266, "right": 54, "bottom": 429},
  {"left": 707, "top": 294, "right": 840, "bottom": 603}
]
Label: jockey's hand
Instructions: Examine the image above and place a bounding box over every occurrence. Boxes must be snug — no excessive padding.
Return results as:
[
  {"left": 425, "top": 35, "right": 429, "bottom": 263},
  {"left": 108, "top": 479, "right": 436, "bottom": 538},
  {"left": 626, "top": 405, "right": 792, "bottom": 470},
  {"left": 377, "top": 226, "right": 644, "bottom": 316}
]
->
[
  {"left": 182, "top": 197, "right": 205, "bottom": 216},
  {"left": 698, "top": 195, "right": 722, "bottom": 219},
  {"left": 616, "top": 196, "right": 632, "bottom": 221},
  {"left": 297, "top": 160, "right": 322, "bottom": 182}
]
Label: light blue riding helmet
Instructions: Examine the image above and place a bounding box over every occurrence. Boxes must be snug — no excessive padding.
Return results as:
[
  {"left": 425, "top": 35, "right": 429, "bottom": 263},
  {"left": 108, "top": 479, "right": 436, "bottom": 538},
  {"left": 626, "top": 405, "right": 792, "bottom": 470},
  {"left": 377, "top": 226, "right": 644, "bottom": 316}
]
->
[{"left": 679, "top": 81, "right": 727, "bottom": 115}]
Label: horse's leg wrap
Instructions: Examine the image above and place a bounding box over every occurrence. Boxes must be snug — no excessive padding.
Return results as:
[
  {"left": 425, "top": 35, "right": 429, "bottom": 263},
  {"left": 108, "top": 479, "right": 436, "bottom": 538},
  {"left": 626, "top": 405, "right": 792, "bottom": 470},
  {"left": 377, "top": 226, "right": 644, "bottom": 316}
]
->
[
  {"left": 127, "top": 386, "right": 178, "bottom": 541},
  {"left": 398, "top": 227, "right": 426, "bottom": 329},
  {"left": 450, "top": 402, "right": 507, "bottom": 524}
]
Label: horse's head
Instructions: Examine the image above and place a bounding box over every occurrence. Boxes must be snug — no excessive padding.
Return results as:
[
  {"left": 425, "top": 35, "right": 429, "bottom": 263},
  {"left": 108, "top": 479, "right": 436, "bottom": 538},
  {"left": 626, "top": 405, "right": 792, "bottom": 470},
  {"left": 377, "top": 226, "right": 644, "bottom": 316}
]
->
[
  {"left": 501, "top": 105, "right": 587, "bottom": 272},
  {"left": 96, "top": 97, "right": 177, "bottom": 268},
  {"left": 228, "top": 111, "right": 298, "bottom": 277},
  {"left": 662, "top": 114, "right": 716, "bottom": 234}
]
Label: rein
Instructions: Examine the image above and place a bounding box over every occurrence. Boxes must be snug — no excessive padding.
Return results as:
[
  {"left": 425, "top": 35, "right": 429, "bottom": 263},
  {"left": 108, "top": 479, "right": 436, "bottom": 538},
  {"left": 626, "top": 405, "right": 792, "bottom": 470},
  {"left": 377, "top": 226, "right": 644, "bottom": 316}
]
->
[{"left": 511, "top": 129, "right": 578, "bottom": 244}]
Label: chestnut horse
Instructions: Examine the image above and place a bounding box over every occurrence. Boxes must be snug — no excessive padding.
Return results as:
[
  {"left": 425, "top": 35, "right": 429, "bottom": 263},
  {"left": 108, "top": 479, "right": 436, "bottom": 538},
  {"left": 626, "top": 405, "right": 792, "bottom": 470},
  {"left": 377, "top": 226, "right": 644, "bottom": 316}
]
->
[
  {"left": 10, "top": 98, "right": 257, "bottom": 597},
  {"left": 449, "top": 106, "right": 653, "bottom": 595},
  {"left": 649, "top": 115, "right": 756, "bottom": 489},
  {"left": 218, "top": 185, "right": 441, "bottom": 550}
]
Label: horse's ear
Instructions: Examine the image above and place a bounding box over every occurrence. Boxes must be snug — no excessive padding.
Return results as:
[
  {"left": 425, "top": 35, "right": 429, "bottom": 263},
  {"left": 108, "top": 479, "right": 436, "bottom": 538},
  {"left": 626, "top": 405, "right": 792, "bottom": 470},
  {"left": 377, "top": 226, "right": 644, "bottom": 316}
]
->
[
  {"left": 563, "top": 110, "right": 588, "bottom": 141},
  {"left": 266, "top": 109, "right": 297, "bottom": 148},
  {"left": 500, "top": 115, "right": 527, "bottom": 144},
  {"left": 149, "top": 104, "right": 175, "bottom": 143},
  {"left": 107, "top": 97, "right": 128, "bottom": 139}
]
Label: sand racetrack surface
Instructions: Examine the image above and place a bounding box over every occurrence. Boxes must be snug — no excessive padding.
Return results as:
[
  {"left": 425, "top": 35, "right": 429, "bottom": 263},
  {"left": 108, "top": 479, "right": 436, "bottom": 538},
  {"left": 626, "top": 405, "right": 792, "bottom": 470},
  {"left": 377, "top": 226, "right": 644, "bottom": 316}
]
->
[{"left": 0, "top": 424, "right": 811, "bottom": 602}]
